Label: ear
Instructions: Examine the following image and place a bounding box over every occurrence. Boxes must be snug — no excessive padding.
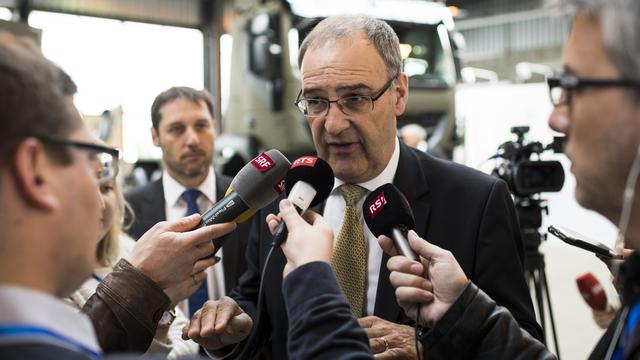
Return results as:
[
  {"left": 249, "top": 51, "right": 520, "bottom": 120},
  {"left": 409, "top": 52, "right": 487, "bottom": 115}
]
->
[
  {"left": 151, "top": 127, "right": 160, "bottom": 147},
  {"left": 12, "top": 138, "right": 60, "bottom": 211},
  {"left": 392, "top": 73, "right": 409, "bottom": 116}
]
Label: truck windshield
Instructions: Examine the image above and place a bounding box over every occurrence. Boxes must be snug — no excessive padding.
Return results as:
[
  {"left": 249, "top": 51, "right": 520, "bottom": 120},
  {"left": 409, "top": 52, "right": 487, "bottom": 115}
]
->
[{"left": 392, "top": 22, "right": 457, "bottom": 88}]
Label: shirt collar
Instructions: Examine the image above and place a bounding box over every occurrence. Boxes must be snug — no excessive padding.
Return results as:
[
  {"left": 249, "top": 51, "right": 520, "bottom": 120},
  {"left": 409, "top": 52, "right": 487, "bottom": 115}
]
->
[
  {"left": 332, "top": 137, "right": 400, "bottom": 193},
  {"left": 0, "top": 285, "right": 101, "bottom": 354},
  {"left": 163, "top": 166, "right": 217, "bottom": 206}
]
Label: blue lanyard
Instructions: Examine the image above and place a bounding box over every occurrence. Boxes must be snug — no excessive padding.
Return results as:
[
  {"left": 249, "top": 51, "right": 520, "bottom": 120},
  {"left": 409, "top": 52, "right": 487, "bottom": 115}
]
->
[
  {"left": 91, "top": 273, "right": 102, "bottom": 282},
  {"left": 0, "top": 324, "right": 102, "bottom": 358}
]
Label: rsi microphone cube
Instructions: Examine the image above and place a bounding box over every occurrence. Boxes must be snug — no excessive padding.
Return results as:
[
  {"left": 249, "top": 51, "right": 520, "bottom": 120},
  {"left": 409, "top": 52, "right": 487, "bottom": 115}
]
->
[
  {"left": 363, "top": 184, "right": 419, "bottom": 261},
  {"left": 285, "top": 156, "right": 334, "bottom": 208},
  {"left": 363, "top": 183, "right": 415, "bottom": 237},
  {"left": 576, "top": 272, "right": 607, "bottom": 311}
]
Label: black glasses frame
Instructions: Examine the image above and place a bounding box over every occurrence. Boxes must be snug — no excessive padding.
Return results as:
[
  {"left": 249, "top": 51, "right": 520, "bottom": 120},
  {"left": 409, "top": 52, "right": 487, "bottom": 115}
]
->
[
  {"left": 546, "top": 73, "right": 640, "bottom": 106},
  {"left": 36, "top": 135, "right": 120, "bottom": 159},
  {"left": 294, "top": 74, "right": 399, "bottom": 117}
]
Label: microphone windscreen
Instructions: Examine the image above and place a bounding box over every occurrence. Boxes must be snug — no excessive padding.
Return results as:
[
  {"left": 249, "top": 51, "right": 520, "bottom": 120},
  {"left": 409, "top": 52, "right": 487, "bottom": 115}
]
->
[
  {"left": 576, "top": 272, "right": 607, "bottom": 311},
  {"left": 362, "top": 183, "right": 414, "bottom": 237},
  {"left": 285, "top": 156, "right": 334, "bottom": 207},
  {"left": 231, "top": 149, "right": 290, "bottom": 210}
]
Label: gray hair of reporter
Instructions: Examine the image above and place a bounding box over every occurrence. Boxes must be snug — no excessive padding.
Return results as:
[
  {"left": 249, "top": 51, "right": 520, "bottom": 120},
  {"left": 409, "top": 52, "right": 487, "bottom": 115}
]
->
[
  {"left": 297, "top": 15, "right": 402, "bottom": 79},
  {"left": 564, "top": 0, "right": 640, "bottom": 84}
]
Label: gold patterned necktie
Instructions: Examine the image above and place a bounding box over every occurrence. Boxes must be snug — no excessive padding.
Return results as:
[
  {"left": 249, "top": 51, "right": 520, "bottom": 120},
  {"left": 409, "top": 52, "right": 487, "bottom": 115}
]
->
[{"left": 331, "top": 184, "right": 369, "bottom": 317}]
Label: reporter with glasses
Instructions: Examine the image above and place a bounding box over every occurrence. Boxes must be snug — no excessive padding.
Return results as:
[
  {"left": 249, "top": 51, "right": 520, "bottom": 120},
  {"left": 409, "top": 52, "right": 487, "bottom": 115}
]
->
[
  {"left": 0, "top": 32, "right": 234, "bottom": 359},
  {"left": 386, "top": 0, "right": 640, "bottom": 359}
]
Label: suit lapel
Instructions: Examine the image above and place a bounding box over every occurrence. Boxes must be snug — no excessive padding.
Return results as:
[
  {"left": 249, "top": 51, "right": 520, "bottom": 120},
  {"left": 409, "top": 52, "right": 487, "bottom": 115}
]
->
[
  {"left": 143, "top": 179, "right": 166, "bottom": 224},
  {"left": 374, "top": 141, "right": 431, "bottom": 321},
  {"left": 215, "top": 173, "right": 239, "bottom": 293}
]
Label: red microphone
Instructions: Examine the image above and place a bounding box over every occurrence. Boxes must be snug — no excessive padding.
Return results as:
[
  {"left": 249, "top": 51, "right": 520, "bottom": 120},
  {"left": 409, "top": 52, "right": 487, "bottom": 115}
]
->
[{"left": 576, "top": 272, "right": 607, "bottom": 311}]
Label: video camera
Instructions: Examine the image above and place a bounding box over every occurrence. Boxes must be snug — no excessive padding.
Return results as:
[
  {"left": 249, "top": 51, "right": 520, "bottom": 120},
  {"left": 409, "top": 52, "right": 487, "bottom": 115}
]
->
[{"left": 492, "top": 126, "right": 565, "bottom": 198}]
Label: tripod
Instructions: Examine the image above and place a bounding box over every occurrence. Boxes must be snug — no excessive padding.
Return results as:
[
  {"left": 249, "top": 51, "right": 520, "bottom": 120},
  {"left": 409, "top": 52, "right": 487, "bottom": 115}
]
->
[{"left": 517, "top": 200, "right": 561, "bottom": 359}]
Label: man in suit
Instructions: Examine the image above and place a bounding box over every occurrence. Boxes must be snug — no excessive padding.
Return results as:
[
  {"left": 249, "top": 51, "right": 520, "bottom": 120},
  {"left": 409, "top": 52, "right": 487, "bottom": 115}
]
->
[
  {"left": 125, "top": 87, "right": 248, "bottom": 317},
  {"left": 183, "top": 15, "right": 540, "bottom": 358}
]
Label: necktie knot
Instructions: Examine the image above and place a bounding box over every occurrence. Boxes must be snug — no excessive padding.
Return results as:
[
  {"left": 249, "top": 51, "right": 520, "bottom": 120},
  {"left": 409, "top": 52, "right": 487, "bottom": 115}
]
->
[
  {"left": 181, "top": 189, "right": 202, "bottom": 216},
  {"left": 339, "top": 184, "right": 368, "bottom": 207}
]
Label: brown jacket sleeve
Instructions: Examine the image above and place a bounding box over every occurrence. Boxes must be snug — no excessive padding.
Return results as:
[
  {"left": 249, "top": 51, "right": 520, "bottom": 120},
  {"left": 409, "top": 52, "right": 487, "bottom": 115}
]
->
[{"left": 82, "top": 258, "right": 170, "bottom": 353}]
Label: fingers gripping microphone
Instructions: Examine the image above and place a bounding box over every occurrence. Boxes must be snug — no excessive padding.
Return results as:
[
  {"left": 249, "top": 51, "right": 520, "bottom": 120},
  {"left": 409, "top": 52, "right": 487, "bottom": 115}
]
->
[
  {"left": 576, "top": 272, "right": 608, "bottom": 311},
  {"left": 363, "top": 183, "right": 419, "bottom": 261},
  {"left": 272, "top": 156, "right": 334, "bottom": 247},
  {"left": 198, "top": 150, "right": 291, "bottom": 254}
]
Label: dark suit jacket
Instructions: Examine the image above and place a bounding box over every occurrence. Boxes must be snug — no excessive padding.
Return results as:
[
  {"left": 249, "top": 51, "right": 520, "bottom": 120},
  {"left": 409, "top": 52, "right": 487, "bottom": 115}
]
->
[
  {"left": 231, "top": 142, "right": 541, "bottom": 359},
  {"left": 124, "top": 173, "right": 249, "bottom": 294}
]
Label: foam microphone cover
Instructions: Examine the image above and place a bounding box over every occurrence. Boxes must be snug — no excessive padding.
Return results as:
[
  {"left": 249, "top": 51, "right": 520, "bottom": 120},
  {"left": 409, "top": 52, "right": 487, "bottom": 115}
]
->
[
  {"left": 285, "top": 156, "right": 334, "bottom": 207},
  {"left": 231, "top": 149, "right": 291, "bottom": 210},
  {"left": 363, "top": 183, "right": 415, "bottom": 237},
  {"left": 576, "top": 272, "right": 607, "bottom": 311}
]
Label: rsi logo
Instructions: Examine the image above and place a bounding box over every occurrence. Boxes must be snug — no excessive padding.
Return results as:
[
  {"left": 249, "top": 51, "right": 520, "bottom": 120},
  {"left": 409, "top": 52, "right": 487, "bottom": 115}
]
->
[
  {"left": 274, "top": 178, "right": 286, "bottom": 194},
  {"left": 291, "top": 156, "right": 317, "bottom": 169},
  {"left": 251, "top": 152, "right": 275, "bottom": 172},
  {"left": 367, "top": 192, "right": 387, "bottom": 219}
]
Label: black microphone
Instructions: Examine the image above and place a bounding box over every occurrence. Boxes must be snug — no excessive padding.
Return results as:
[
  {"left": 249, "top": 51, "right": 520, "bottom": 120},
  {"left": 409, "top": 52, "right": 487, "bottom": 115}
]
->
[
  {"left": 272, "top": 156, "right": 334, "bottom": 247},
  {"left": 362, "top": 183, "right": 419, "bottom": 261},
  {"left": 197, "top": 150, "right": 291, "bottom": 254}
]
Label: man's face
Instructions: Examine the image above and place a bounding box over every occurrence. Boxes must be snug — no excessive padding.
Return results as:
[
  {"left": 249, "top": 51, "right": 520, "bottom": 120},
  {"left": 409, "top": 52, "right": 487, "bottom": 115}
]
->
[
  {"left": 549, "top": 14, "right": 640, "bottom": 220},
  {"left": 152, "top": 98, "right": 215, "bottom": 186},
  {"left": 300, "top": 35, "right": 408, "bottom": 183},
  {"left": 55, "top": 125, "right": 103, "bottom": 295}
]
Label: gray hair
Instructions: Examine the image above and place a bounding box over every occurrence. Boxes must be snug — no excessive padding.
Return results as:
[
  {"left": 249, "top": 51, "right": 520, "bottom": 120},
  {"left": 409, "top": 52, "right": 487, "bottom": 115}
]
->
[
  {"left": 563, "top": 0, "right": 640, "bottom": 82},
  {"left": 298, "top": 15, "right": 402, "bottom": 79}
]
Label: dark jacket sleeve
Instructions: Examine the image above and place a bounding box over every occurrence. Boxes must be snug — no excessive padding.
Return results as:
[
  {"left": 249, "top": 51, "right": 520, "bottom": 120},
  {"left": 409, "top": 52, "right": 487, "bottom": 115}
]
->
[
  {"left": 424, "top": 282, "right": 555, "bottom": 360},
  {"left": 283, "top": 262, "right": 373, "bottom": 360},
  {"left": 82, "top": 259, "right": 170, "bottom": 353},
  {"left": 472, "top": 179, "right": 543, "bottom": 340}
]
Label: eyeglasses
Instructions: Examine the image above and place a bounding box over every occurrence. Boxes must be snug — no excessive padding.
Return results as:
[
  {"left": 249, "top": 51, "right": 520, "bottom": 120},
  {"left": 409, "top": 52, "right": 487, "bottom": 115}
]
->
[
  {"left": 546, "top": 73, "right": 640, "bottom": 106},
  {"left": 37, "top": 136, "right": 120, "bottom": 184},
  {"left": 294, "top": 74, "right": 398, "bottom": 118}
]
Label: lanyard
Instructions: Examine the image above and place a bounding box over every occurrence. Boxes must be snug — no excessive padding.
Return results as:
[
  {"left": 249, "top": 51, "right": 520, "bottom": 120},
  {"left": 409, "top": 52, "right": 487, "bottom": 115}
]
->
[{"left": 0, "top": 324, "right": 102, "bottom": 358}]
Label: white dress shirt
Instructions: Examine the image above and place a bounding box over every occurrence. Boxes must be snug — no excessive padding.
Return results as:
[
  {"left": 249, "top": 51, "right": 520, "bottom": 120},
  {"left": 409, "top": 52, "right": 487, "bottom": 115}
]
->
[
  {"left": 162, "top": 167, "right": 226, "bottom": 316},
  {"left": 0, "top": 285, "right": 101, "bottom": 357},
  {"left": 323, "top": 138, "right": 401, "bottom": 315}
]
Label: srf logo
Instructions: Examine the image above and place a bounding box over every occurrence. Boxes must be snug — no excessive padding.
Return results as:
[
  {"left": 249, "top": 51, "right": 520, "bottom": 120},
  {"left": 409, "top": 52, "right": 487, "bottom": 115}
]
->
[
  {"left": 251, "top": 152, "right": 275, "bottom": 172},
  {"left": 291, "top": 156, "right": 317, "bottom": 169},
  {"left": 274, "top": 178, "right": 286, "bottom": 194},
  {"left": 366, "top": 192, "right": 387, "bottom": 219}
]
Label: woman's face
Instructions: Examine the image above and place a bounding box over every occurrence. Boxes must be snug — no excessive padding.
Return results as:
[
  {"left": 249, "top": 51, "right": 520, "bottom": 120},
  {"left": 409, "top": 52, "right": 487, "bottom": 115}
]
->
[{"left": 98, "top": 180, "right": 117, "bottom": 240}]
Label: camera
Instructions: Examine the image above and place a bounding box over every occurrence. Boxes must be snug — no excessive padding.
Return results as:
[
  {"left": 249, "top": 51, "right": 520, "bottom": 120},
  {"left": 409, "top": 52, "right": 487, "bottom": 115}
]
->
[{"left": 492, "top": 126, "right": 565, "bottom": 197}]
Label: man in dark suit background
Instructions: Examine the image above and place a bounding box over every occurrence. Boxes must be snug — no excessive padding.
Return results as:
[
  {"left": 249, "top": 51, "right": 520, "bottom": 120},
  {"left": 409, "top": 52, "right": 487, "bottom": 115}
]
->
[
  {"left": 183, "top": 15, "right": 541, "bottom": 359},
  {"left": 125, "top": 87, "right": 248, "bottom": 317}
]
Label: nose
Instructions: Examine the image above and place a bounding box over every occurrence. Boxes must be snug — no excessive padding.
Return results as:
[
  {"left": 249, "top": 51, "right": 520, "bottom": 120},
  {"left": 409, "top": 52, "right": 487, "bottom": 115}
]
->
[
  {"left": 323, "top": 103, "right": 350, "bottom": 136},
  {"left": 184, "top": 126, "right": 200, "bottom": 146},
  {"left": 548, "top": 104, "right": 570, "bottom": 134}
]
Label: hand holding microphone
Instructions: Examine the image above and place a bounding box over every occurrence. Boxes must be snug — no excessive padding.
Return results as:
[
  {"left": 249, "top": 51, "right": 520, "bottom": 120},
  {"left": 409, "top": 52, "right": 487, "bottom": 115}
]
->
[
  {"left": 267, "top": 200, "right": 333, "bottom": 277},
  {"left": 265, "top": 156, "right": 335, "bottom": 277}
]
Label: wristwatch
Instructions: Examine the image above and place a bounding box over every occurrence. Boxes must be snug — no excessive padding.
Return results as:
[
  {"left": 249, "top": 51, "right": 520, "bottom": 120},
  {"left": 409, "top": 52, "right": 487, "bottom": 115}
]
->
[{"left": 158, "top": 308, "right": 176, "bottom": 327}]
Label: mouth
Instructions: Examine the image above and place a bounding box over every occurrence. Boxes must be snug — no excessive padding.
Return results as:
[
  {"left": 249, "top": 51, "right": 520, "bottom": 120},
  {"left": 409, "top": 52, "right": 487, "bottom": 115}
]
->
[
  {"left": 181, "top": 152, "right": 204, "bottom": 161},
  {"left": 326, "top": 141, "right": 360, "bottom": 154}
]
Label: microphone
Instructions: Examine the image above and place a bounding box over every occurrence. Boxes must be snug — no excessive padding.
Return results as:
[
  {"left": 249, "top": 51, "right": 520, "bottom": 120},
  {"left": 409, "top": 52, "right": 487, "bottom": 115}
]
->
[
  {"left": 576, "top": 272, "right": 607, "bottom": 311},
  {"left": 362, "top": 183, "right": 419, "bottom": 261},
  {"left": 198, "top": 150, "right": 291, "bottom": 254},
  {"left": 272, "top": 156, "right": 334, "bottom": 247}
]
